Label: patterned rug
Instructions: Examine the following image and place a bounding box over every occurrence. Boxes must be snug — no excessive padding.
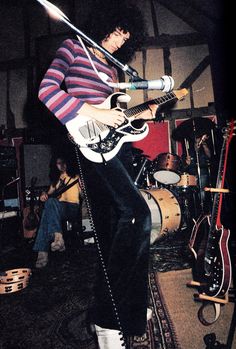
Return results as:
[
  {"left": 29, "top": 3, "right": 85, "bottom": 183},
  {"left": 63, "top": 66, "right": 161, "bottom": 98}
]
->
[
  {"left": 0, "top": 242, "right": 181, "bottom": 349},
  {"left": 127, "top": 272, "right": 181, "bottom": 349}
]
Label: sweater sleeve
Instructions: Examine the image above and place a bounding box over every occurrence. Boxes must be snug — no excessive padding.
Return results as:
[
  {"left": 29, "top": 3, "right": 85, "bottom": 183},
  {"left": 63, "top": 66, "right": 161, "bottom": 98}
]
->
[{"left": 38, "top": 39, "right": 84, "bottom": 125}]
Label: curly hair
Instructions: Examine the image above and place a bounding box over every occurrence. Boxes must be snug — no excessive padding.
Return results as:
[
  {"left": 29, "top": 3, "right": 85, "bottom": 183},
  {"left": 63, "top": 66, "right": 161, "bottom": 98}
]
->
[{"left": 81, "top": 0, "right": 147, "bottom": 63}]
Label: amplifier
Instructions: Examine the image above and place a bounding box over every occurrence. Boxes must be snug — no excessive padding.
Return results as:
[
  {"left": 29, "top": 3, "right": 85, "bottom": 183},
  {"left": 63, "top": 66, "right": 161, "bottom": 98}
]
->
[
  {"left": 0, "top": 146, "right": 16, "bottom": 158},
  {"left": 0, "top": 146, "right": 17, "bottom": 169},
  {"left": 23, "top": 144, "right": 52, "bottom": 187},
  {"left": 0, "top": 159, "right": 17, "bottom": 168}
]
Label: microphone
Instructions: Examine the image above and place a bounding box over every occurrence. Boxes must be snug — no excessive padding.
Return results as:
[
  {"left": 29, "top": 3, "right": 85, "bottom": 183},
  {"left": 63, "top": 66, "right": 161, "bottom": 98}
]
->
[{"left": 113, "top": 75, "right": 174, "bottom": 92}]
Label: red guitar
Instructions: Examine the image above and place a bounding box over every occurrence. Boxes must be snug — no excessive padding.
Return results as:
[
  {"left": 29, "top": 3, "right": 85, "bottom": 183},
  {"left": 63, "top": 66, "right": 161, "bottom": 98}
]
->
[{"left": 189, "top": 119, "right": 235, "bottom": 297}]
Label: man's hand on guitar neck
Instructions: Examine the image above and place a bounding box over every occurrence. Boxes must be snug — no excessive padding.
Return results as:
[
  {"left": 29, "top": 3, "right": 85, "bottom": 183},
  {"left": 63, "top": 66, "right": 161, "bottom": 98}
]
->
[
  {"left": 40, "top": 185, "right": 55, "bottom": 202},
  {"left": 40, "top": 192, "right": 48, "bottom": 202},
  {"left": 135, "top": 103, "right": 159, "bottom": 120},
  {"left": 78, "top": 103, "right": 125, "bottom": 128}
]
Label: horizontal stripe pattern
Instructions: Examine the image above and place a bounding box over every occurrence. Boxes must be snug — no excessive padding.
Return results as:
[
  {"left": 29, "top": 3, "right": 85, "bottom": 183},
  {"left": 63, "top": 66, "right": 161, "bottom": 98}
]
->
[{"left": 38, "top": 39, "right": 117, "bottom": 124}]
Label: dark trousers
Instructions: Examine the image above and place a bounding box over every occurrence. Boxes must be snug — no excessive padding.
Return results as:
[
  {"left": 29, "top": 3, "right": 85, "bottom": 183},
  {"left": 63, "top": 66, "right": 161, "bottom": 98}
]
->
[{"left": 80, "top": 149, "right": 151, "bottom": 336}]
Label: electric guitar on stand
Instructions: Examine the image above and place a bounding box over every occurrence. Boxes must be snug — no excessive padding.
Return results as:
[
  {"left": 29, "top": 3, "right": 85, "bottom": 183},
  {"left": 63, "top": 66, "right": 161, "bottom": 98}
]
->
[
  {"left": 66, "top": 89, "right": 188, "bottom": 163},
  {"left": 189, "top": 119, "right": 235, "bottom": 298}
]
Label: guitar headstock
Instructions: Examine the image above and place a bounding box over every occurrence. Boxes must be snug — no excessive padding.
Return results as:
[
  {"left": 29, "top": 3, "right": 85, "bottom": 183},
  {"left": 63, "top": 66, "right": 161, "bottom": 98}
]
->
[
  {"left": 173, "top": 88, "right": 188, "bottom": 100},
  {"left": 223, "top": 119, "right": 236, "bottom": 143}
]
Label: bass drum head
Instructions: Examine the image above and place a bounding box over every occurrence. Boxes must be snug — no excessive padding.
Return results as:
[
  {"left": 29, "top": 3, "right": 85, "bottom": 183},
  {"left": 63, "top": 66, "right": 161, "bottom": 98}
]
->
[
  {"left": 153, "top": 170, "right": 181, "bottom": 185},
  {"left": 140, "top": 190, "right": 162, "bottom": 244},
  {"left": 140, "top": 188, "right": 181, "bottom": 244}
]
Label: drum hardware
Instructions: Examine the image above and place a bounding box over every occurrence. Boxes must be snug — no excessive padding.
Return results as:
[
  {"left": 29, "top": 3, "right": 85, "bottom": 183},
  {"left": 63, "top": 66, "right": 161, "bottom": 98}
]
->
[
  {"left": 173, "top": 182, "right": 200, "bottom": 227},
  {"left": 133, "top": 155, "right": 154, "bottom": 189},
  {"left": 172, "top": 117, "right": 216, "bottom": 212}
]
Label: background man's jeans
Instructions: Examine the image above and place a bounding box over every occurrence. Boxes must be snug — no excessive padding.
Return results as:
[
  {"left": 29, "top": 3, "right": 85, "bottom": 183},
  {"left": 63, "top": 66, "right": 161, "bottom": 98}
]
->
[{"left": 33, "top": 198, "right": 79, "bottom": 252}]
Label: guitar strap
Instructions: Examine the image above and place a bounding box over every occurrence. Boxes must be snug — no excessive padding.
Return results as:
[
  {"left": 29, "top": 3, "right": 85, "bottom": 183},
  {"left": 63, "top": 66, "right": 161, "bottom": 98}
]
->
[
  {"left": 198, "top": 301, "right": 221, "bottom": 326},
  {"left": 58, "top": 176, "right": 72, "bottom": 189}
]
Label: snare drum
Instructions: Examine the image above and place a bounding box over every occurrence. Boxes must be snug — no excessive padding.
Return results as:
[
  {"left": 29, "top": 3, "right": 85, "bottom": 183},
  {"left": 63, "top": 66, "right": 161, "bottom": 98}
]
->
[
  {"left": 153, "top": 153, "right": 181, "bottom": 185},
  {"left": 140, "top": 188, "right": 181, "bottom": 244},
  {"left": 176, "top": 173, "right": 197, "bottom": 188}
]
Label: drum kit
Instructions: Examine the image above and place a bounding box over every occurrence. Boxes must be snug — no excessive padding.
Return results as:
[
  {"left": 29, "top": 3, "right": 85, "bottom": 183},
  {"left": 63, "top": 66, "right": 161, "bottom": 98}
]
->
[
  {"left": 133, "top": 150, "right": 197, "bottom": 245},
  {"left": 133, "top": 117, "right": 216, "bottom": 245}
]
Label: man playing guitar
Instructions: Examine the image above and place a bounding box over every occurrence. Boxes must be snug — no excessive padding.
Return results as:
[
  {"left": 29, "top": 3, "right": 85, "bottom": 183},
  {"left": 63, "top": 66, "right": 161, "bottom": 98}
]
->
[
  {"left": 33, "top": 156, "right": 80, "bottom": 268},
  {"left": 37, "top": 2, "right": 157, "bottom": 348}
]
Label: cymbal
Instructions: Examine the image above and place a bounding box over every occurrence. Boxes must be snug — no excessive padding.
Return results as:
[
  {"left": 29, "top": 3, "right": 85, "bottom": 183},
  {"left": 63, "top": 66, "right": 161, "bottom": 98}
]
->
[{"left": 172, "top": 117, "right": 215, "bottom": 141}]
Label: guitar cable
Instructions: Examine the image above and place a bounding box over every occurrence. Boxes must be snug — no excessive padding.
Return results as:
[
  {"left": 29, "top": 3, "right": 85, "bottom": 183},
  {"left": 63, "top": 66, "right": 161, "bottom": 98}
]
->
[
  {"left": 73, "top": 143, "right": 127, "bottom": 348},
  {"left": 76, "top": 35, "right": 114, "bottom": 88}
]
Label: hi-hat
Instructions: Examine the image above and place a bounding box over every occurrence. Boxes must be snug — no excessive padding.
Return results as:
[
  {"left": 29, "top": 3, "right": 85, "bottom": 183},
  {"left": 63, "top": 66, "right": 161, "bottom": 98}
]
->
[{"left": 172, "top": 117, "right": 215, "bottom": 141}]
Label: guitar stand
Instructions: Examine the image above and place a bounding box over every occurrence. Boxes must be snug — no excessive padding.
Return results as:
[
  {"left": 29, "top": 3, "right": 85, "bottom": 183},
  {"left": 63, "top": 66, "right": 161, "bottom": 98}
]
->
[{"left": 186, "top": 280, "right": 230, "bottom": 325}]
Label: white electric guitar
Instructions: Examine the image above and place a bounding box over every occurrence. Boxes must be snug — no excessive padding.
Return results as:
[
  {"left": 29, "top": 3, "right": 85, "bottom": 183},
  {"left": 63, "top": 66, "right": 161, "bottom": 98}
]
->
[{"left": 66, "top": 89, "right": 188, "bottom": 163}]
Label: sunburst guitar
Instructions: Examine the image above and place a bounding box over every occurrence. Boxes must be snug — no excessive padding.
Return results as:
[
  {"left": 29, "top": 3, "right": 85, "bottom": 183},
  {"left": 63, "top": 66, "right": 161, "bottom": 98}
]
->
[{"left": 66, "top": 89, "right": 188, "bottom": 162}]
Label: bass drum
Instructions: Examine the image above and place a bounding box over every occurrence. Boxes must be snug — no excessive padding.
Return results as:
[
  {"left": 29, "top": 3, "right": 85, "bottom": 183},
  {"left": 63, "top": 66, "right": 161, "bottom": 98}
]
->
[{"left": 140, "top": 188, "right": 181, "bottom": 244}]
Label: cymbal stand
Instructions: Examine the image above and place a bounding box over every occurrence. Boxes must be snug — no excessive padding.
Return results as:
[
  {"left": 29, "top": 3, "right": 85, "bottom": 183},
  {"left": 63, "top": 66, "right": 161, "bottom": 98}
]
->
[
  {"left": 184, "top": 138, "right": 190, "bottom": 158},
  {"left": 134, "top": 158, "right": 149, "bottom": 187}
]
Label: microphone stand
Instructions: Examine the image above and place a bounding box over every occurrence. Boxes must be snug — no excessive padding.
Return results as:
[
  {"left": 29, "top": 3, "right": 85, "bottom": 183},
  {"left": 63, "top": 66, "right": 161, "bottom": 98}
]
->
[
  {"left": 36, "top": 0, "right": 142, "bottom": 81},
  {"left": 192, "top": 119, "right": 204, "bottom": 212}
]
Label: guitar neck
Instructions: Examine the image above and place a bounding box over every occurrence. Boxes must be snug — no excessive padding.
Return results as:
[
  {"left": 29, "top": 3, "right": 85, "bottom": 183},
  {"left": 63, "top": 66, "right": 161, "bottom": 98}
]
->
[
  {"left": 210, "top": 134, "right": 230, "bottom": 231},
  {"left": 209, "top": 142, "right": 225, "bottom": 230},
  {"left": 124, "top": 91, "right": 177, "bottom": 118},
  {"left": 49, "top": 178, "right": 79, "bottom": 199},
  {"left": 205, "top": 121, "right": 235, "bottom": 267},
  {"left": 211, "top": 120, "right": 236, "bottom": 231}
]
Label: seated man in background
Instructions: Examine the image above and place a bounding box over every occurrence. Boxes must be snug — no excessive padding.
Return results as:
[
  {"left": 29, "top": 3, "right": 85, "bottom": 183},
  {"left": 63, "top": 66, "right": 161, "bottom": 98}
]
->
[{"left": 33, "top": 155, "right": 81, "bottom": 268}]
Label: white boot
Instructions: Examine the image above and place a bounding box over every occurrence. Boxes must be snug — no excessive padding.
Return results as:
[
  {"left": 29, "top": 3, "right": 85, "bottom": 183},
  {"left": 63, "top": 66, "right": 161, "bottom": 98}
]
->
[
  {"left": 133, "top": 308, "right": 153, "bottom": 342},
  {"left": 94, "top": 324, "right": 124, "bottom": 349},
  {"left": 147, "top": 308, "right": 153, "bottom": 321},
  {"left": 94, "top": 309, "right": 152, "bottom": 348}
]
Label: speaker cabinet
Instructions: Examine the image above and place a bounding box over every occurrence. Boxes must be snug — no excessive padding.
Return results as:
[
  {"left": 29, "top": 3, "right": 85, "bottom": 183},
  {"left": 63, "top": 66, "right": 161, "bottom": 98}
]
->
[{"left": 23, "top": 144, "right": 52, "bottom": 187}]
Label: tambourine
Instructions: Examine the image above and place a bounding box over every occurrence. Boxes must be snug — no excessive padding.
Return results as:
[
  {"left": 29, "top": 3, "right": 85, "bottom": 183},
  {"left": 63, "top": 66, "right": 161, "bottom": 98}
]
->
[{"left": 0, "top": 268, "right": 31, "bottom": 294}]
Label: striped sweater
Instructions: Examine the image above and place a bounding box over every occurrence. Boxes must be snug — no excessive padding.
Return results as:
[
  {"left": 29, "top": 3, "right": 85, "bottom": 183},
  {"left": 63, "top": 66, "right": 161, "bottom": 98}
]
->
[{"left": 38, "top": 39, "right": 118, "bottom": 125}]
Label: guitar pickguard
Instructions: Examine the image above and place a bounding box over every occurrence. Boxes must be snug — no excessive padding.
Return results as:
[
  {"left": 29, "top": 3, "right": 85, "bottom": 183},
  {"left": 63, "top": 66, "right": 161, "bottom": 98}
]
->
[{"left": 87, "top": 123, "right": 148, "bottom": 154}]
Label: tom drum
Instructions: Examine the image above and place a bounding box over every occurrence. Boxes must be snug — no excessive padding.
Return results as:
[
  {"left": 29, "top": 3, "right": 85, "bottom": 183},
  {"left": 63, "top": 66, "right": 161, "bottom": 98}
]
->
[
  {"left": 176, "top": 173, "right": 197, "bottom": 188},
  {"left": 153, "top": 153, "right": 181, "bottom": 185}
]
